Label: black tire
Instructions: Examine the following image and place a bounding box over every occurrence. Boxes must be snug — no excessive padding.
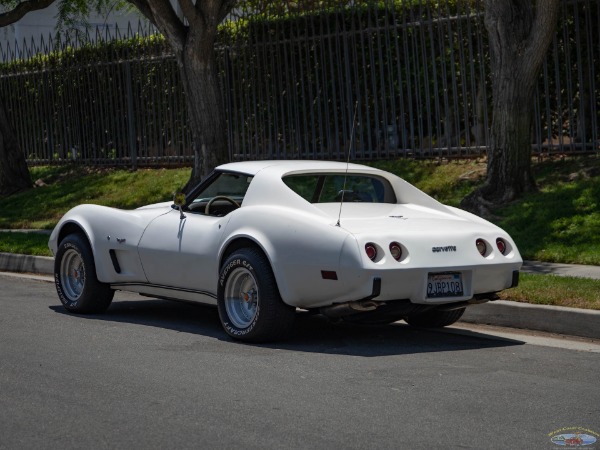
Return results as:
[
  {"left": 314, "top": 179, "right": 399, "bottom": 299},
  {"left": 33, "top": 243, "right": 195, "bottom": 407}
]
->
[
  {"left": 54, "top": 233, "right": 114, "bottom": 314},
  {"left": 404, "top": 307, "right": 466, "bottom": 328},
  {"left": 217, "top": 248, "right": 295, "bottom": 342}
]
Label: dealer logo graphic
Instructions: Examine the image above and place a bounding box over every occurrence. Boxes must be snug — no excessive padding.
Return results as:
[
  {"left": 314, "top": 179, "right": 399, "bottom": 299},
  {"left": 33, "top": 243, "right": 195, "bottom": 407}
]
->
[{"left": 549, "top": 427, "right": 598, "bottom": 447}]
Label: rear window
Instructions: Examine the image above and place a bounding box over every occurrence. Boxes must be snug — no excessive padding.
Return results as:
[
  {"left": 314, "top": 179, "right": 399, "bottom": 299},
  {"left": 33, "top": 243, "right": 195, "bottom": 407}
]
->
[{"left": 283, "top": 173, "right": 396, "bottom": 203}]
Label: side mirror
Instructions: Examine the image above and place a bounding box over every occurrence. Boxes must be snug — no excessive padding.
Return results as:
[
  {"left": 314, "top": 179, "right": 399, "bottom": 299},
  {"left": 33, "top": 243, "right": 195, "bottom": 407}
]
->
[{"left": 173, "top": 191, "right": 186, "bottom": 219}]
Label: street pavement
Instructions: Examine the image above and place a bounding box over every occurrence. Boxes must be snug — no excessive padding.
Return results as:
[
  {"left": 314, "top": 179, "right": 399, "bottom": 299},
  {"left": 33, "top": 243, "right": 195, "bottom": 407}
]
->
[
  {"left": 0, "top": 248, "right": 599, "bottom": 340},
  {"left": 1, "top": 273, "right": 599, "bottom": 449}
]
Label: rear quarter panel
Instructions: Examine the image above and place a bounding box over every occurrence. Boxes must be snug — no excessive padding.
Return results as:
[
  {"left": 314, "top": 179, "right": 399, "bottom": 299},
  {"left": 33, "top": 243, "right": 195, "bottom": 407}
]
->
[{"left": 220, "top": 205, "right": 368, "bottom": 307}]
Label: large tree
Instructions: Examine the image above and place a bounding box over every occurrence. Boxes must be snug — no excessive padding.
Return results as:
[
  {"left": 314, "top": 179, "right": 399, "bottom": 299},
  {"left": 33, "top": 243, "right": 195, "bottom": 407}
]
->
[
  {"left": 2, "top": 0, "right": 236, "bottom": 194},
  {"left": 0, "top": 0, "right": 102, "bottom": 196},
  {"left": 0, "top": 0, "right": 55, "bottom": 196},
  {"left": 462, "top": 0, "right": 560, "bottom": 215},
  {"left": 127, "top": 0, "right": 236, "bottom": 190}
]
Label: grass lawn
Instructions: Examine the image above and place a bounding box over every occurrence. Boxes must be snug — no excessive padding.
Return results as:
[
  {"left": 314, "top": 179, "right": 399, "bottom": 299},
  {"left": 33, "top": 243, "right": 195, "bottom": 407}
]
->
[
  {"left": 498, "top": 273, "right": 600, "bottom": 310},
  {"left": 496, "top": 164, "right": 600, "bottom": 265},
  {"left": 0, "top": 166, "right": 190, "bottom": 230},
  {"left": 1, "top": 156, "right": 599, "bottom": 309},
  {"left": 0, "top": 232, "right": 51, "bottom": 256}
]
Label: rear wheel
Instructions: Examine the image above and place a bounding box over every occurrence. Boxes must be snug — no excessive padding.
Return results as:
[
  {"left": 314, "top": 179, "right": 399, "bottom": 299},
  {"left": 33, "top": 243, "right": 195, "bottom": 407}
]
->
[
  {"left": 404, "top": 308, "right": 466, "bottom": 328},
  {"left": 218, "top": 248, "right": 295, "bottom": 342},
  {"left": 54, "top": 233, "right": 114, "bottom": 314}
]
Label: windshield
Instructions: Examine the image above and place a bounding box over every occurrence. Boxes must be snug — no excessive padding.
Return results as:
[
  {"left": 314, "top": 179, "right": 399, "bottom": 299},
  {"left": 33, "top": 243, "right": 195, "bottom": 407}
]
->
[
  {"left": 283, "top": 173, "right": 396, "bottom": 203},
  {"left": 185, "top": 172, "right": 253, "bottom": 216},
  {"left": 190, "top": 172, "right": 253, "bottom": 203}
]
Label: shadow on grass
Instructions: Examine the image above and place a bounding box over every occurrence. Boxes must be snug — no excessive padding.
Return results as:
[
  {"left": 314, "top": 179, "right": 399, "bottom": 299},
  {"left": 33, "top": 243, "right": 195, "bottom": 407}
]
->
[{"left": 496, "top": 176, "right": 600, "bottom": 264}]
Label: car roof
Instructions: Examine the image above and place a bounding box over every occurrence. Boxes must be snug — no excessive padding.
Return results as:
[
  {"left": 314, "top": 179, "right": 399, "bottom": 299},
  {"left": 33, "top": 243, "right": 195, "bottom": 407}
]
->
[{"left": 216, "top": 160, "right": 383, "bottom": 177}]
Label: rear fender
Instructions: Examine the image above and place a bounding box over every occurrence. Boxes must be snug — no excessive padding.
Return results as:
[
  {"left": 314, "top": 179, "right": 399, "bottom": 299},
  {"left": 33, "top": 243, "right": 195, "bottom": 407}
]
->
[{"left": 220, "top": 206, "right": 360, "bottom": 306}]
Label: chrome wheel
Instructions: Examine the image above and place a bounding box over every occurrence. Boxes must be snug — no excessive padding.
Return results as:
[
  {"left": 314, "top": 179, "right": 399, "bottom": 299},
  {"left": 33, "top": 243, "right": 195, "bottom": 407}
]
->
[
  {"left": 224, "top": 267, "right": 259, "bottom": 329},
  {"left": 60, "top": 248, "right": 85, "bottom": 301},
  {"left": 218, "top": 249, "right": 295, "bottom": 342},
  {"left": 55, "top": 233, "right": 114, "bottom": 314}
]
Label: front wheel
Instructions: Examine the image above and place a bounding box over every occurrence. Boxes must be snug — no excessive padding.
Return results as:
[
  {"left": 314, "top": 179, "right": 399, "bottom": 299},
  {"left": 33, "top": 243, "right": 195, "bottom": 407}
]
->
[
  {"left": 54, "top": 233, "right": 114, "bottom": 314},
  {"left": 217, "top": 249, "right": 295, "bottom": 342},
  {"left": 404, "top": 307, "right": 466, "bottom": 328}
]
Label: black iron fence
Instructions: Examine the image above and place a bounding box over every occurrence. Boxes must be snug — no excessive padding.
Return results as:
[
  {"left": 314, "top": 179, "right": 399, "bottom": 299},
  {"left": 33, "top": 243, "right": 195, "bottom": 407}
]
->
[{"left": 0, "top": 0, "right": 598, "bottom": 167}]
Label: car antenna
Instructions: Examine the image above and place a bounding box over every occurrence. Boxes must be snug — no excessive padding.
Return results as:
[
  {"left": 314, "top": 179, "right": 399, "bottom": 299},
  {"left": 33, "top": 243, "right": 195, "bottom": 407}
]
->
[{"left": 336, "top": 101, "right": 359, "bottom": 227}]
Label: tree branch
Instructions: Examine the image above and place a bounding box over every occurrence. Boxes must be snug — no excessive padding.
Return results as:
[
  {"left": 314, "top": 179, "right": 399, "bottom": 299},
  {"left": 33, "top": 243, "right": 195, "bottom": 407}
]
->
[
  {"left": 177, "top": 0, "right": 197, "bottom": 24},
  {"left": 0, "top": 0, "right": 56, "bottom": 27},
  {"left": 217, "top": 0, "right": 236, "bottom": 23},
  {"left": 523, "top": 0, "right": 560, "bottom": 71},
  {"left": 127, "top": 0, "right": 187, "bottom": 52},
  {"left": 126, "top": 0, "right": 156, "bottom": 25}
]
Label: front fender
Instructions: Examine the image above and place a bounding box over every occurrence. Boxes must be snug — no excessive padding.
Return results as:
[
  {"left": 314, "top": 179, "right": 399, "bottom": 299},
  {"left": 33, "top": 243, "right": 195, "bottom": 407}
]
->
[{"left": 49, "top": 204, "right": 168, "bottom": 283}]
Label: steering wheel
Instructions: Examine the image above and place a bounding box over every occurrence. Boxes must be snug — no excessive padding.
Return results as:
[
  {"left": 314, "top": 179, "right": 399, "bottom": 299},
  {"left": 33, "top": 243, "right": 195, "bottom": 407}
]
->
[{"left": 204, "top": 195, "right": 240, "bottom": 215}]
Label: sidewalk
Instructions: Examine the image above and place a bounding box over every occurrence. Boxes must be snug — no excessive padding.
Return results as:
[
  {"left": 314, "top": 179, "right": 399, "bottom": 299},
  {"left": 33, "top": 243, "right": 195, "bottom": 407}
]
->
[
  {"left": 1, "top": 250, "right": 599, "bottom": 340},
  {"left": 522, "top": 260, "right": 600, "bottom": 279}
]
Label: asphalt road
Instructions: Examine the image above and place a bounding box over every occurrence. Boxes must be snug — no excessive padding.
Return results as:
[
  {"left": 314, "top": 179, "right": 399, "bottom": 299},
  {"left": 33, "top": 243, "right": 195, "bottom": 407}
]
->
[{"left": 1, "top": 273, "right": 599, "bottom": 450}]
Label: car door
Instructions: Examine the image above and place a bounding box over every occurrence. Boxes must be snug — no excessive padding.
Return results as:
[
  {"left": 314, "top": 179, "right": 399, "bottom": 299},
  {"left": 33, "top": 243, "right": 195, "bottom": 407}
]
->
[
  {"left": 137, "top": 208, "right": 229, "bottom": 296},
  {"left": 136, "top": 170, "right": 253, "bottom": 298}
]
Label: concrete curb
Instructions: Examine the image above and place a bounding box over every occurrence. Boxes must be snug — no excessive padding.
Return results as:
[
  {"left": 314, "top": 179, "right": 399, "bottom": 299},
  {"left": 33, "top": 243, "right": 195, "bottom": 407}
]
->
[
  {"left": 0, "top": 252, "right": 54, "bottom": 275},
  {"left": 461, "top": 301, "right": 600, "bottom": 340},
  {"left": 1, "top": 252, "right": 598, "bottom": 340}
]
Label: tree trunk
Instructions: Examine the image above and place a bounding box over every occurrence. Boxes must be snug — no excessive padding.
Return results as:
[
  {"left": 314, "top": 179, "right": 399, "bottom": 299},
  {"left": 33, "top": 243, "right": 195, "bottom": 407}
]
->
[
  {"left": 177, "top": 30, "right": 229, "bottom": 192},
  {"left": 0, "top": 97, "right": 32, "bottom": 197},
  {"left": 124, "top": 0, "right": 235, "bottom": 192},
  {"left": 461, "top": 0, "right": 559, "bottom": 215},
  {"left": 479, "top": 60, "right": 538, "bottom": 204}
]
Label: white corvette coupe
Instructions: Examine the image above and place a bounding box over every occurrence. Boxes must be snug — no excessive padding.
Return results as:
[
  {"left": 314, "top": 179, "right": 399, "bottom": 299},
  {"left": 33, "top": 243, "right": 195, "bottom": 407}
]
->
[{"left": 49, "top": 160, "right": 522, "bottom": 342}]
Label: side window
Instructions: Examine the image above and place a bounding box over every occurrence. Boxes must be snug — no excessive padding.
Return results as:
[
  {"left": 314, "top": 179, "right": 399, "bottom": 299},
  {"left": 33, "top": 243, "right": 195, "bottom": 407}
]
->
[
  {"left": 320, "top": 175, "right": 385, "bottom": 202},
  {"left": 282, "top": 175, "right": 319, "bottom": 202}
]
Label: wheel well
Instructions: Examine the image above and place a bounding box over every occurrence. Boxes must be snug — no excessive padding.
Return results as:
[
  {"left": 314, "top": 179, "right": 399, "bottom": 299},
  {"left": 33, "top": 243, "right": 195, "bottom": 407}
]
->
[
  {"left": 220, "top": 238, "right": 268, "bottom": 269},
  {"left": 57, "top": 222, "right": 88, "bottom": 247}
]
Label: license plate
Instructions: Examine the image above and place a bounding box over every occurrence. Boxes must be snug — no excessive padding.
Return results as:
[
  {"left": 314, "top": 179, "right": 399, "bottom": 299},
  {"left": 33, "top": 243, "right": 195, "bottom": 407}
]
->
[{"left": 427, "top": 272, "right": 464, "bottom": 298}]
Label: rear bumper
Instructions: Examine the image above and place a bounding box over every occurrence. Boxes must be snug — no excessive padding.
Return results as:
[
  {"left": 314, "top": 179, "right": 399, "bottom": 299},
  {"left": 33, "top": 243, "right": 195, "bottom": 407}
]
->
[
  {"left": 369, "top": 263, "right": 521, "bottom": 305},
  {"left": 283, "top": 261, "right": 521, "bottom": 309}
]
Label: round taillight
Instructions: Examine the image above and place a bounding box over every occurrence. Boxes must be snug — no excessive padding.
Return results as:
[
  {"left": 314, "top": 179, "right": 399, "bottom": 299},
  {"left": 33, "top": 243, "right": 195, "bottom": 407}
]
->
[
  {"left": 496, "top": 238, "right": 507, "bottom": 255},
  {"left": 365, "top": 243, "right": 377, "bottom": 261},
  {"left": 476, "top": 239, "right": 487, "bottom": 256},
  {"left": 389, "top": 242, "right": 402, "bottom": 261}
]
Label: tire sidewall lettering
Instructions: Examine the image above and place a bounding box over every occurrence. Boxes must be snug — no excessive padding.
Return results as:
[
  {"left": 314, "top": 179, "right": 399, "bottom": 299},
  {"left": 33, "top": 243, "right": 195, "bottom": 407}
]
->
[
  {"left": 224, "top": 305, "right": 259, "bottom": 336},
  {"left": 56, "top": 239, "right": 84, "bottom": 306},
  {"left": 219, "top": 258, "right": 240, "bottom": 287},
  {"left": 219, "top": 255, "right": 260, "bottom": 336},
  {"left": 219, "top": 258, "right": 256, "bottom": 287}
]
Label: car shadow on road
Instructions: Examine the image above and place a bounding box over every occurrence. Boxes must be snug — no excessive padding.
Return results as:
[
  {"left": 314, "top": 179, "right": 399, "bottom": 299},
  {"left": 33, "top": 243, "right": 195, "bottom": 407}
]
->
[
  {"left": 278, "top": 312, "right": 525, "bottom": 356},
  {"left": 49, "top": 295, "right": 525, "bottom": 357},
  {"left": 50, "top": 297, "right": 226, "bottom": 340}
]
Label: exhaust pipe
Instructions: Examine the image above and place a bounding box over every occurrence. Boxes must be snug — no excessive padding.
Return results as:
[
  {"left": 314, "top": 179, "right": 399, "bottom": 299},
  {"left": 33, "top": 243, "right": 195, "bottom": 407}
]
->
[{"left": 320, "top": 300, "right": 381, "bottom": 319}]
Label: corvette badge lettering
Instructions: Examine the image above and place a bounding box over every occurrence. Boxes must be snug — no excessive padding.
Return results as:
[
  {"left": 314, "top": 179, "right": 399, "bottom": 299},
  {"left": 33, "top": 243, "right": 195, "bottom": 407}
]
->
[{"left": 432, "top": 246, "right": 457, "bottom": 253}]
